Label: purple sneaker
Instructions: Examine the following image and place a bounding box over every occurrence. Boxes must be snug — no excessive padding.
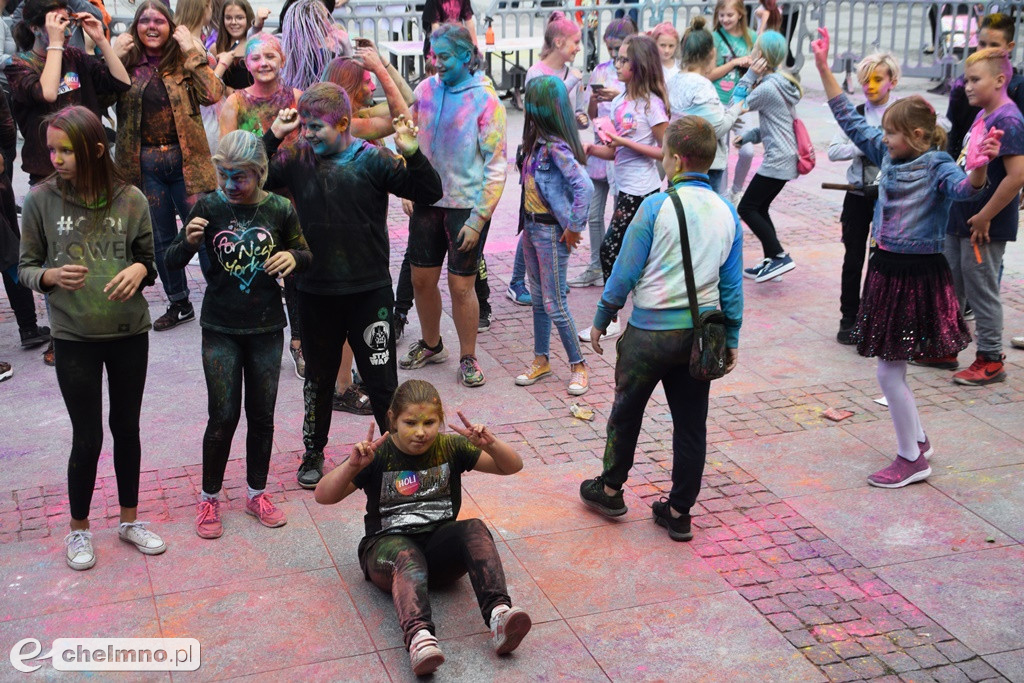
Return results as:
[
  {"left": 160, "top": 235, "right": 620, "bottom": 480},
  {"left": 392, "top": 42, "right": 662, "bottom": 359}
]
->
[
  {"left": 919, "top": 435, "right": 933, "bottom": 460},
  {"left": 868, "top": 455, "right": 931, "bottom": 488}
]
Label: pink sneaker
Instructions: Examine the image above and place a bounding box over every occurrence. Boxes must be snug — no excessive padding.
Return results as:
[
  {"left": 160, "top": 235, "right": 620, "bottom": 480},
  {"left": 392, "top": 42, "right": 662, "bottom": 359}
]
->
[
  {"left": 195, "top": 499, "right": 222, "bottom": 539},
  {"left": 245, "top": 493, "right": 287, "bottom": 528},
  {"left": 868, "top": 455, "right": 931, "bottom": 488},
  {"left": 919, "top": 435, "right": 933, "bottom": 460}
]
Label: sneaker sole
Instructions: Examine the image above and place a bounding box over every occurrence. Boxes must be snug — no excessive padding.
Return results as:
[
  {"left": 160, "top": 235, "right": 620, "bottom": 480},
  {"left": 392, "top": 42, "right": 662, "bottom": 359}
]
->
[
  {"left": 246, "top": 507, "right": 287, "bottom": 528},
  {"left": 1011, "top": 339, "right": 1024, "bottom": 350},
  {"left": 868, "top": 466, "right": 932, "bottom": 488},
  {"left": 567, "top": 280, "right": 601, "bottom": 288},
  {"left": 506, "top": 291, "right": 532, "bottom": 306},
  {"left": 297, "top": 477, "right": 321, "bottom": 490},
  {"left": 153, "top": 315, "right": 196, "bottom": 332},
  {"left": 921, "top": 445, "right": 934, "bottom": 460},
  {"left": 461, "top": 375, "right": 486, "bottom": 388},
  {"left": 952, "top": 372, "right": 1006, "bottom": 386},
  {"left": 495, "top": 610, "right": 532, "bottom": 655},
  {"left": 579, "top": 329, "right": 622, "bottom": 342},
  {"left": 580, "top": 495, "right": 628, "bottom": 518},
  {"left": 755, "top": 261, "right": 796, "bottom": 283},
  {"left": 567, "top": 384, "right": 589, "bottom": 396},
  {"left": 399, "top": 349, "right": 449, "bottom": 370},
  {"left": 119, "top": 535, "right": 167, "bottom": 555},
  {"left": 196, "top": 525, "right": 223, "bottom": 539},
  {"left": 515, "top": 370, "right": 552, "bottom": 386},
  {"left": 21, "top": 338, "right": 49, "bottom": 349},
  {"left": 411, "top": 650, "right": 445, "bottom": 676},
  {"left": 0, "top": 367, "right": 11, "bottom": 382},
  {"left": 67, "top": 554, "right": 96, "bottom": 571},
  {"left": 653, "top": 514, "right": 694, "bottom": 542}
]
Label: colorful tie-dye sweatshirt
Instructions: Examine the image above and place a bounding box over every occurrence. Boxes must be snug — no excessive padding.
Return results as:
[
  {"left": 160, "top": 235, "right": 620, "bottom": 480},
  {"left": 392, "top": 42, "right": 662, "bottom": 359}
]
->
[
  {"left": 594, "top": 174, "right": 744, "bottom": 348},
  {"left": 412, "top": 72, "right": 507, "bottom": 234}
]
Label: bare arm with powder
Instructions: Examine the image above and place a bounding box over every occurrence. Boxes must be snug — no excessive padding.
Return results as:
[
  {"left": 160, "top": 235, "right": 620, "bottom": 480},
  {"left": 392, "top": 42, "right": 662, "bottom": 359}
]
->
[{"left": 349, "top": 43, "right": 411, "bottom": 141}]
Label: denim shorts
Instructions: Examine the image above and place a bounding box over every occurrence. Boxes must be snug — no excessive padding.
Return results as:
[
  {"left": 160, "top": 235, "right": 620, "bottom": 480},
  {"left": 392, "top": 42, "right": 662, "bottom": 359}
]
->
[{"left": 407, "top": 205, "right": 490, "bottom": 276}]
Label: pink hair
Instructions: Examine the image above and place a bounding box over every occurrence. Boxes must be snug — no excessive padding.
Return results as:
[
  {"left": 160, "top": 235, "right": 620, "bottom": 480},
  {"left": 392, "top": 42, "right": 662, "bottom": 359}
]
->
[
  {"left": 648, "top": 21, "right": 679, "bottom": 42},
  {"left": 539, "top": 11, "right": 580, "bottom": 59}
]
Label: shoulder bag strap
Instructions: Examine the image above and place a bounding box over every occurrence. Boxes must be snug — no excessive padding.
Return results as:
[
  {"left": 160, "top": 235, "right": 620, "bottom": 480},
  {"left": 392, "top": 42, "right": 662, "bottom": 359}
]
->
[
  {"left": 667, "top": 186, "right": 702, "bottom": 334},
  {"left": 716, "top": 27, "right": 737, "bottom": 61}
]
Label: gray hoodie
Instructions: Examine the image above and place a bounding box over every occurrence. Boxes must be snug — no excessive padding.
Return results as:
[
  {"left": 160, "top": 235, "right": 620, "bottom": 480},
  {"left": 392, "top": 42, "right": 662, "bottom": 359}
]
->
[{"left": 738, "top": 71, "right": 801, "bottom": 181}]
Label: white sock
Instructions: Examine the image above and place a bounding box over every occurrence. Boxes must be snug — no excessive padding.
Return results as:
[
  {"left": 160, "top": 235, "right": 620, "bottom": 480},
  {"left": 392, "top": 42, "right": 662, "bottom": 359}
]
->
[
  {"left": 201, "top": 491, "right": 219, "bottom": 502},
  {"left": 247, "top": 487, "right": 264, "bottom": 500},
  {"left": 490, "top": 604, "right": 511, "bottom": 625}
]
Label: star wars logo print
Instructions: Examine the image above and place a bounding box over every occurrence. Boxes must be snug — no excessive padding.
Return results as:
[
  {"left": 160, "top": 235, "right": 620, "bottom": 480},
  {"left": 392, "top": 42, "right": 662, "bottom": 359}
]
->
[{"left": 364, "top": 320, "right": 390, "bottom": 366}]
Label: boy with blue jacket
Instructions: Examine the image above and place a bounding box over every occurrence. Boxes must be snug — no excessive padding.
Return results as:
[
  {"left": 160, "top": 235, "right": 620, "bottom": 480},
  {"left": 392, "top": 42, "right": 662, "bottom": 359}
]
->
[{"left": 578, "top": 116, "right": 744, "bottom": 542}]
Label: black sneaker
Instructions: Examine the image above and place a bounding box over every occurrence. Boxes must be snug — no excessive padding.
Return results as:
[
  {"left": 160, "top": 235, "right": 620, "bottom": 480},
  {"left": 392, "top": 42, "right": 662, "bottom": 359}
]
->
[
  {"left": 333, "top": 384, "right": 373, "bottom": 415},
  {"left": 20, "top": 325, "right": 51, "bottom": 349},
  {"left": 478, "top": 311, "right": 491, "bottom": 333},
  {"left": 836, "top": 319, "right": 856, "bottom": 346},
  {"left": 394, "top": 312, "right": 408, "bottom": 342},
  {"left": 153, "top": 301, "right": 195, "bottom": 331},
  {"left": 297, "top": 451, "right": 324, "bottom": 489},
  {"left": 651, "top": 497, "right": 693, "bottom": 542},
  {"left": 579, "top": 476, "right": 627, "bottom": 517}
]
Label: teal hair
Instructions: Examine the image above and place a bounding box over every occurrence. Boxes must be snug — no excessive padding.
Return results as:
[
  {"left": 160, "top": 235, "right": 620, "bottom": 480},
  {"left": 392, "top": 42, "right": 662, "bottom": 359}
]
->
[
  {"left": 757, "top": 30, "right": 803, "bottom": 95},
  {"left": 431, "top": 23, "right": 483, "bottom": 73},
  {"left": 523, "top": 76, "right": 586, "bottom": 164},
  {"left": 245, "top": 32, "right": 283, "bottom": 60}
]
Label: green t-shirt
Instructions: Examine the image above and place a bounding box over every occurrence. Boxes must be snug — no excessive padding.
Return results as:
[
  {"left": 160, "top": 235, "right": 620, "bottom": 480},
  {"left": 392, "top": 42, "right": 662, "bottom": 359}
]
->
[{"left": 712, "top": 27, "right": 756, "bottom": 104}]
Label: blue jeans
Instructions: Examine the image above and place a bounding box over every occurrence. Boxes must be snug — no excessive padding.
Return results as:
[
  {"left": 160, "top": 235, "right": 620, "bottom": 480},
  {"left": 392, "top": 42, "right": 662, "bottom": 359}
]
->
[
  {"left": 141, "top": 145, "right": 207, "bottom": 302},
  {"left": 586, "top": 177, "right": 611, "bottom": 273},
  {"left": 521, "top": 218, "right": 584, "bottom": 364},
  {"left": 510, "top": 237, "right": 526, "bottom": 289}
]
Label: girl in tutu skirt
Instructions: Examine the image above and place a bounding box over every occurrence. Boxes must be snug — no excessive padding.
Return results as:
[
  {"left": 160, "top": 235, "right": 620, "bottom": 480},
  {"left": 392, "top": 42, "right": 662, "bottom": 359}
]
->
[{"left": 812, "top": 28, "right": 1003, "bottom": 488}]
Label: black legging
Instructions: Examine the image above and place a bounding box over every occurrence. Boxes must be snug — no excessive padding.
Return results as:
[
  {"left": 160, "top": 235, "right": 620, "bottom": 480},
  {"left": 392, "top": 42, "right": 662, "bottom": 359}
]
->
[
  {"left": 737, "top": 174, "right": 788, "bottom": 259},
  {"left": 600, "top": 190, "right": 656, "bottom": 281},
  {"left": 54, "top": 334, "right": 149, "bottom": 521},
  {"left": 201, "top": 328, "right": 283, "bottom": 494}
]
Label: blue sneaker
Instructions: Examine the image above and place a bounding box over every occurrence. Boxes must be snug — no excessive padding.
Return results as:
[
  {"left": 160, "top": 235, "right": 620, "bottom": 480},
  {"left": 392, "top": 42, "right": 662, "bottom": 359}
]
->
[
  {"left": 754, "top": 254, "right": 795, "bottom": 283},
  {"left": 506, "top": 281, "right": 532, "bottom": 306},
  {"left": 743, "top": 258, "right": 771, "bottom": 279}
]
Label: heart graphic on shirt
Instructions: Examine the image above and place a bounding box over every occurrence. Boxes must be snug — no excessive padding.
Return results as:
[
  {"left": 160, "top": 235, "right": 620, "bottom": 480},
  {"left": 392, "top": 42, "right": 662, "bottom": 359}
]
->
[{"left": 212, "top": 227, "right": 275, "bottom": 293}]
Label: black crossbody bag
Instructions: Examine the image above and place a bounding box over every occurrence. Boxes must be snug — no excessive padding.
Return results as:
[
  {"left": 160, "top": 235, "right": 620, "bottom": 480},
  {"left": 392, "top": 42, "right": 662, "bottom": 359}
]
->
[{"left": 667, "top": 187, "right": 729, "bottom": 381}]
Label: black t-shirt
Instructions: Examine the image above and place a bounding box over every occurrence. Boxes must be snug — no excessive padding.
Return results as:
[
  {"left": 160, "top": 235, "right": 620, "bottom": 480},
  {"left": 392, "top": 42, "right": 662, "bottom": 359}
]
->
[
  {"left": 353, "top": 433, "right": 481, "bottom": 552},
  {"left": 165, "top": 190, "right": 311, "bottom": 333},
  {"left": 421, "top": 0, "right": 473, "bottom": 55},
  {"left": 140, "top": 66, "right": 177, "bottom": 147},
  {"left": 223, "top": 60, "right": 254, "bottom": 90}
]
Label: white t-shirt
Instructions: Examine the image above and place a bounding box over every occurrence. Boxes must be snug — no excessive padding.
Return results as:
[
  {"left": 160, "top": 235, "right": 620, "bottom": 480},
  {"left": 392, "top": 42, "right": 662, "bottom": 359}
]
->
[
  {"left": 662, "top": 64, "right": 680, "bottom": 84},
  {"left": 610, "top": 92, "right": 669, "bottom": 196},
  {"left": 667, "top": 71, "right": 722, "bottom": 122}
]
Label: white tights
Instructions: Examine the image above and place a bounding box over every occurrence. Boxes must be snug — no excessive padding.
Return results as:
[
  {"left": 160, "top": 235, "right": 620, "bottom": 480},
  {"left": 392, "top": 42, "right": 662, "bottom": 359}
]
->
[{"left": 876, "top": 360, "right": 927, "bottom": 461}]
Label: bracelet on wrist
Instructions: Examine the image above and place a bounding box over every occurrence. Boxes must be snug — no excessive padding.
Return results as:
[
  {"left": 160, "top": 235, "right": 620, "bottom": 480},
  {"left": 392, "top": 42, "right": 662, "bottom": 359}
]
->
[{"left": 46, "top": 45, "right": 65, "bottom": 52}]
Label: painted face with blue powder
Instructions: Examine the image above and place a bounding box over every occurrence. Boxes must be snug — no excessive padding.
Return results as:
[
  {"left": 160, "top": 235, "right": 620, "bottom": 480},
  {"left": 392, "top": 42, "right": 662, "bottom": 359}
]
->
[{"left": 431, "top": 37, "right": 472, "bottom": 87}]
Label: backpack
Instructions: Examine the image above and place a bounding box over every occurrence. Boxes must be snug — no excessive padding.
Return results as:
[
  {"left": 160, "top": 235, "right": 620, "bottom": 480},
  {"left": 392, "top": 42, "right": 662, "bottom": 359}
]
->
[{"left": 770, "top": 77, "right": 815, "bottom": 175}]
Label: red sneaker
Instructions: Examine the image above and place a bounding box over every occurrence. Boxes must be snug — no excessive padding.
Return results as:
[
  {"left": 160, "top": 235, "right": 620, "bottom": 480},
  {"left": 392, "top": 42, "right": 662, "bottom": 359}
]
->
[
  {"left": 909, "top": 355, "right": 959, "bottom": 370},
  {"left": 245, "top": 493, "right": 287, "bottom": 528},
  {"left": 952, "top": 353, "right": 1006, "bottom": 386},
  {"left": 868, "top": 455, "right": 931, "bottom": 488},
  {"left": 195, "top": 499, "right": 222, "bottom": 539}
]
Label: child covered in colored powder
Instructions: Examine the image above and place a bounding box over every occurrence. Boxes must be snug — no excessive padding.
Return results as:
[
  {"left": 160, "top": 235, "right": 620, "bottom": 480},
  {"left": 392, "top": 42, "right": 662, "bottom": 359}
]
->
[
  {"left": 829, "top": 53, "right": 900, "bottom": 346},
  {"left": 812, "top": 27, "right": 1001, "bottom": 488},
  {"left": 579, "top": 116, "right": 743, "bottom": 541},
  {"left": 218, "top": 34, "right": 302, "bottom": 138},
  {"left": 315, "top": 379, "right": 532, "bottom": 676},
  {"left": 262, "top": 83, "right": 443, "bottom": 489},
  {"left": 515, "top": 76, "right": 593, "bottom": 396},
  {"left": 164, "top": 130, "right": 311, "bottom": 538},
  {"left": 19, "top": 107, "right": 165, "bottom": 570}
]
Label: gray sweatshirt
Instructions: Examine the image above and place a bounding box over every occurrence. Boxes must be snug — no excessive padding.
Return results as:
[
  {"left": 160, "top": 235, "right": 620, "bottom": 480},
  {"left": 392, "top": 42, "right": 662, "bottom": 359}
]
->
[
  {"left": 738, "top": 71, "right": 801, "bottom": 180},
  {"left": 19, "top": 180, "right": 157, "bottom": 341}
]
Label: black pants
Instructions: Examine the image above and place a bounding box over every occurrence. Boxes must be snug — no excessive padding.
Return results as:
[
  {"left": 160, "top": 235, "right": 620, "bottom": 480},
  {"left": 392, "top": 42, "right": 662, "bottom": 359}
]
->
[
  {"left": 394, "top": 251, "right": 491, "bottom": 318},
  {"left": 737, "top": 174, "right": 788, "bottom": 259},
  {"left": 1, "top": 268, "right": 36, "bottom": 332},
  {"left": 201, "top": 329, "right": 283, "bottom": 493},
  {"left": 602, "top": 326, "right": 710, "bottom": 513},
  {"left": 54, "top": 334, "right": 149, "bottom": 521},
  {"left": 839, "top": 192, "right": 876, "bottom": 323},
  {"left": 600, "top": 190, "right": 655, "bottom": 281},
  {"left": 300, "top": 287, "right": 398, "bottom": 450},
  {"left": 283, "top": 275, "right": 301, "bottom": 342},
  {"left": 360, "top": 519, "right": 511, "bottom": 649}
]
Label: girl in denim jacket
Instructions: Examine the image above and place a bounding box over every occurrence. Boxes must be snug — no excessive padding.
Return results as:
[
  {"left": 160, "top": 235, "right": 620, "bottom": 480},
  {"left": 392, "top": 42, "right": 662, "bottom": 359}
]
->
[
  {"left": 514, "top": 76, "right": 594, "bottom": 396},
  {"left": 813, "top": 29, "right": 1002, "bottom": 489}
]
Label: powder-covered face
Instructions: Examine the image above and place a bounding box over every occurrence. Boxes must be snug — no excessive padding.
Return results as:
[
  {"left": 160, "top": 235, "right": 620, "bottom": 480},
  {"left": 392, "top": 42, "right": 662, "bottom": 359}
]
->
[
  {"left": 557, "top": 32, "right": 582, "bottom": 64},
  {"left": 217, "top": 163, "right": 261, "bottom": 204},
  {"left": 392, "top": 402, "right": 442, "bottom": 455},
  {"left": 223, "top": 4, "right": 248, "bottom": 41},
  {"left": 432, "top": 36, "right": 471, "bottom": 86},
  {"left": 245, "top": 41, "right": 284, "bottom": 82},
  {"left": 862, "top": 66, "right": 895, "bottom": 106},
  {"left": 656, "top": 34, "right": 678, "bottom": 66},
  {"left": 357, "top": 70, "right": 376, "bottom": 107},
  {"left": 604, "top": 38, "right": 623, "bottom": 61},
  {"left": 300, "top": 115, "right": 344, "bottom": 155},
  {"left": 137, "top": 9, "right": 171, "bottom": 54},
  {"left": 46, "top": 127, "right": 77, "bottom": 183},
  {"left": 964, "top": 61, "right": 1006, "bottom": 109}
]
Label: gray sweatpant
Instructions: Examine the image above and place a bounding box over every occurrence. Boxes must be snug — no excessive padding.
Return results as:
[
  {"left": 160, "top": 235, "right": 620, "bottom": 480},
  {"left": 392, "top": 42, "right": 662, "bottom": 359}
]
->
[{"left": 944, "top": 236, "right": 1007, "bottom": 356}]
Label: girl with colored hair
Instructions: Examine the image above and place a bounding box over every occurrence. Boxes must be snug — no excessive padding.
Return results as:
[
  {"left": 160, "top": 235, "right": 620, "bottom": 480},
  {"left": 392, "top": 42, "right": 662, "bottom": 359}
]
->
[
  {"left": 813, "top": 28, "right": 998, "bottom": 488},
  {"left": 321, "top": 40, "right": 416, "bottom": 141},
  {"left": 649, "top": 21, "right": 680, "bottom": 83},
  {"left": 212, "top": 0, "right": 271, "bottom": 90},
  {"left": 515, "top": 76, "right": 593, "bottom": 396},
  {"left": 569, "top": 17, "right": 636, "bottom": 289},
  {"left": 708, "top": 0, "right": 757, "bottom": 198},
  {"left": 219, "top": 34, "right": 302, "bottom": 138},
  {"left": 279, "top": 0, "right": 351, "bottom": 90},
  {"left": 315, "top": 379, "right": 530, "bottom": 676},
  {"left": 667, "top": 15, "right": 733, "bottom": 192},
  {"left": 6, "top": 0, "right": 130, "bottom": 184},
  {"left": 579, "top": 33, "right": 668, "bottom": 341},
  {"left": 165, "top": 130, "right": 311, "bottom": 539},
  {"left": 115, "top": 0, "right": 225, "bottom": 332},
  {"left": 19, "top": 106, "right": 164, "bottom": 571},
  {"left": 733, "top": 30, "right": 802, "bottom": 283}
]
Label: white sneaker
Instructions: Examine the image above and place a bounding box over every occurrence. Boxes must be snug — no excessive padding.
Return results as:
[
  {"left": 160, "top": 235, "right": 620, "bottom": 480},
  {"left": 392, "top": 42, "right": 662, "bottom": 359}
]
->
[
  {"left": 728, "top": 190, "right": 743, "bottom": 205},
  {"left": 65, "top": 529, "right": 96, "bottom": 571},
  {"left": 568, "top": 269, "right": 602, "bottom": 288},
  {"left": 491, "top": 605, "right": 532, "bottom": 655},
  {"left": 118, "top": 521, "right": 167, "bottom": 556},
  {"left": 408, "top": 629, "right": 444, "bottom": 676},
  {"left": 579, "top": 319, "right": 622, "bottom": 342}
]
